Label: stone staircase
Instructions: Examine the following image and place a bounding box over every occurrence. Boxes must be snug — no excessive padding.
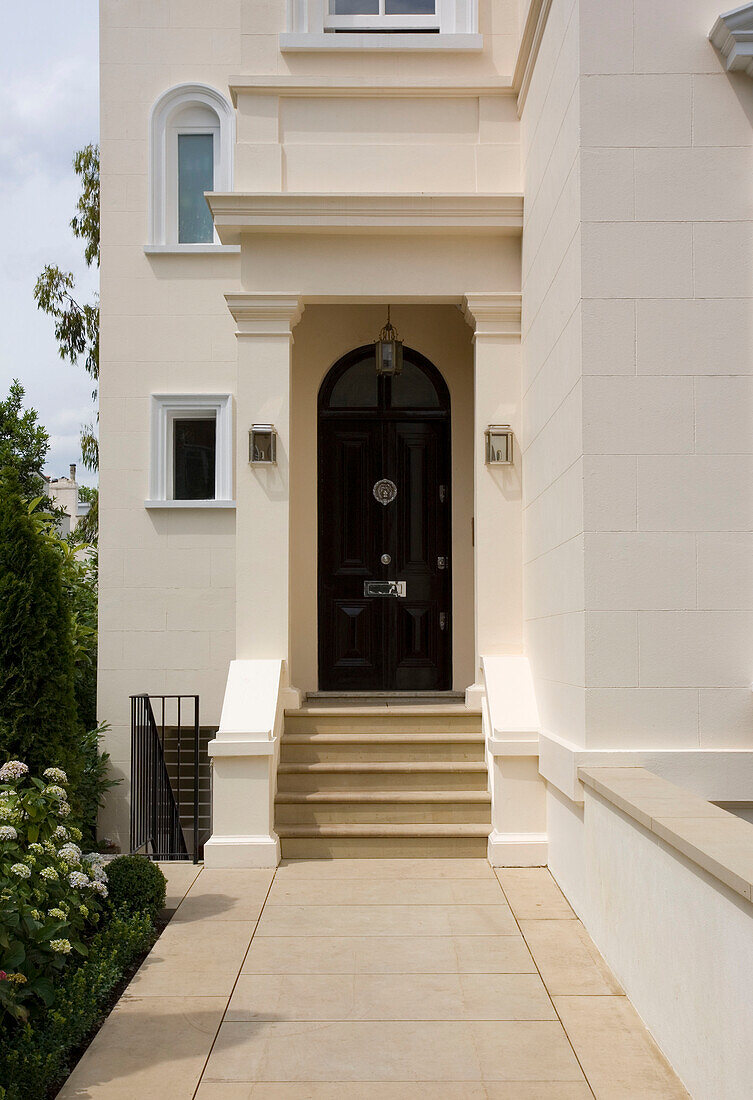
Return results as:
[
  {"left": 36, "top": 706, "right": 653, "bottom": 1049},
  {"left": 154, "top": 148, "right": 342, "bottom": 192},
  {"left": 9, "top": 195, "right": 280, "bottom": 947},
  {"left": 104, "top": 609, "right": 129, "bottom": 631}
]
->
[{"left": 275, "top": 706, "right": 491, "bottom": 857}]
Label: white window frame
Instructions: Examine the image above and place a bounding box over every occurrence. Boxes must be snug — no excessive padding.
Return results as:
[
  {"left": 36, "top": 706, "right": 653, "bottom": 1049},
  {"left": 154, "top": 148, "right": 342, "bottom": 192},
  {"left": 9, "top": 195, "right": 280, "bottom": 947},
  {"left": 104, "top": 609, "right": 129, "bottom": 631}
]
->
[
  {"left": 147, "top": 395, "right": 235, "bottom": 508},
  {"left": 170, "top": 115, "right": 220, "bottom": 246},
  {"left": 282, "top": 0, "right": 480, "bottom": 49},
  {"left": 325, "top": 1, "right": 439, "bottom": 32},
  {"left": 147, "top": 84, "right": 236, "bottom": 252}
]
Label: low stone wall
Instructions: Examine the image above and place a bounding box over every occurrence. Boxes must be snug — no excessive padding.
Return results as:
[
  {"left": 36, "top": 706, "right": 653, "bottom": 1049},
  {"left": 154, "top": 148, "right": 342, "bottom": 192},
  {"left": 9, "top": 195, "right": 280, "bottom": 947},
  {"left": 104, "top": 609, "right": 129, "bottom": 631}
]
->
[{"left": 559, "top": 767, "right": 753, "bottom": 1100}]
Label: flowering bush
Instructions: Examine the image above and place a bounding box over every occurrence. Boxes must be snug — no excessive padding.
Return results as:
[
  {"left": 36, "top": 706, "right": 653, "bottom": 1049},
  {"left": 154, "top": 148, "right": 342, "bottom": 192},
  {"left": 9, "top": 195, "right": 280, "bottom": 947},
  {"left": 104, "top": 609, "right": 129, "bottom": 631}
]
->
[{"left": 0, "top": 761, "right": 108, "bottom": 1023}]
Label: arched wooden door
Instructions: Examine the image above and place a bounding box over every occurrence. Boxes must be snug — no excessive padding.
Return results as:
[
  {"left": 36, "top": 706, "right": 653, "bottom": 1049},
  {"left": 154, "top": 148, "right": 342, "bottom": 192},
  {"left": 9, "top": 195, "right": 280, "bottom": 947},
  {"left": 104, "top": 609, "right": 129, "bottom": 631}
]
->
[{"left": 318, "top": 345, "right": 452, "bottom": 691}]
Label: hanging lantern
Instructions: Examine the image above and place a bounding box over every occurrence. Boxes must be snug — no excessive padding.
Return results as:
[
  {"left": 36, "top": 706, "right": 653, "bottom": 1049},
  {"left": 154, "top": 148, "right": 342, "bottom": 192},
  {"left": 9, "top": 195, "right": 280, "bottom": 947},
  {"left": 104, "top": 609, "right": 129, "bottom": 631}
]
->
[{"left": 375, "top": 305, "right": 403, "bottom": 377}]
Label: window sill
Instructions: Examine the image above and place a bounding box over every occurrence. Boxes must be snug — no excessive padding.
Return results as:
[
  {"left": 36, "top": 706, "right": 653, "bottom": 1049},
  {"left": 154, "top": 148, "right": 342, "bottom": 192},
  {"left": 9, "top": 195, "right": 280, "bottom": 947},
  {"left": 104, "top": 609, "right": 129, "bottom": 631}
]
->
[
  {"left": 279, "top": 32, "right": 483, "bottom": 51},
  {"left": 143, "top": 244, "right": 241, "bottom": 254},
  {"left": 145, "top": 499, "right": 236, "bottom": 509}
]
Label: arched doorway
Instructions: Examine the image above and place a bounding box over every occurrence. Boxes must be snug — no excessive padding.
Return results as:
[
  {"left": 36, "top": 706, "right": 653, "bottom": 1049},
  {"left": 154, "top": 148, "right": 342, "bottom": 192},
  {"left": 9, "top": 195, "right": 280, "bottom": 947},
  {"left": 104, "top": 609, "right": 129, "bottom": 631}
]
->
[{"left": 318, "top": 344, "right": 452, "bottom": 691}]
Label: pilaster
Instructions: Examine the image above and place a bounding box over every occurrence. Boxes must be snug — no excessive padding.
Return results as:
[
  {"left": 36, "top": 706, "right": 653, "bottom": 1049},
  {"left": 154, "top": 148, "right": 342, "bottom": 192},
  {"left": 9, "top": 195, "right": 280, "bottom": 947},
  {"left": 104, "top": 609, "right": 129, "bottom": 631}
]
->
[
  {"left": 462, "top": 293, "right": 523, "bottom": 704},
  {"left": 225, "top": 294, "right": 303, "bottom": 692}
]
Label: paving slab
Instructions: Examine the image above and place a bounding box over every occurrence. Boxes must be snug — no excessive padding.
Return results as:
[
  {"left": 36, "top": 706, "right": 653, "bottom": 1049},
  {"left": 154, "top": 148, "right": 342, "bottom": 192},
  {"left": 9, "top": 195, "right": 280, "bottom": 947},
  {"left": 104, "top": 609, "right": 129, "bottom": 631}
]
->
[{"left": 59, "top": 857, "right": 688, "bottom": 1098}]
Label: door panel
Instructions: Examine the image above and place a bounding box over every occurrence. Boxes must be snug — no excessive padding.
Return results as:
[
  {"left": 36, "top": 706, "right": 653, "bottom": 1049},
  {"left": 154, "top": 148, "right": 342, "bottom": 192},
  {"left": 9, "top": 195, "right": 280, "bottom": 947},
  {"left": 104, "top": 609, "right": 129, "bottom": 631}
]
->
[{"left": 318, "top": 347, "right": 451, "bottom": 691}]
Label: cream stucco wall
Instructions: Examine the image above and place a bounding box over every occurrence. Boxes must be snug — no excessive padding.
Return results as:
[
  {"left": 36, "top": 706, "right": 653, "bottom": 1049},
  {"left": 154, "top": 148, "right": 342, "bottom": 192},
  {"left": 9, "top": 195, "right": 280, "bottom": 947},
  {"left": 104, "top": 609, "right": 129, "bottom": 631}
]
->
[
  {"left": 98, "top": 0, "right": 525, "bottom": 844},
  {"left": 522, "top": 0, "right": 753, "bottom": 762}
]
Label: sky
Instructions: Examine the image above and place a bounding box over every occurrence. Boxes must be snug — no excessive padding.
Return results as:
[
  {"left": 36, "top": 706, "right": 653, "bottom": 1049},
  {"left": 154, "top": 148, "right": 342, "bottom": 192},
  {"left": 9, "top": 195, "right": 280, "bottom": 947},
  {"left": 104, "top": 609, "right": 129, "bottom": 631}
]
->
[{"left": 0, "top": 2, "right": 99, "bottom": 486}]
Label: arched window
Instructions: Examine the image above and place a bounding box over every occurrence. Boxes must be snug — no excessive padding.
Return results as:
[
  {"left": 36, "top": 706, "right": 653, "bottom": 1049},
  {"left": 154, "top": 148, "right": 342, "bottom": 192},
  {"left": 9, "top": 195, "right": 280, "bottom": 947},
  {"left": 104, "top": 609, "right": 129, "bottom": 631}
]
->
[{"left": 148, "top": 84, "right": 234, "bottom": 248}]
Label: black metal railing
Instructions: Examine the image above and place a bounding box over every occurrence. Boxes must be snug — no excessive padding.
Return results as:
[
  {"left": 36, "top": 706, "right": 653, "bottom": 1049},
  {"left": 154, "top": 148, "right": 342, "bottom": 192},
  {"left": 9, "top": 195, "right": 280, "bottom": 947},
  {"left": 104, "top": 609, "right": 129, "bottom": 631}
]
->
[{"left": 130, "top": 694, "right": 201, "bottom": 863}]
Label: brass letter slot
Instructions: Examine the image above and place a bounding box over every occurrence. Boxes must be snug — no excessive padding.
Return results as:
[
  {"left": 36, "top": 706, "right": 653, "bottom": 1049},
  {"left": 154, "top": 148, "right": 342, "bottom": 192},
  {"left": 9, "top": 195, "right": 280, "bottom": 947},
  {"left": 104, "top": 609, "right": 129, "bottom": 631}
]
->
[{"left": 364, "top": 580, "right": 407, "bottom": 598}]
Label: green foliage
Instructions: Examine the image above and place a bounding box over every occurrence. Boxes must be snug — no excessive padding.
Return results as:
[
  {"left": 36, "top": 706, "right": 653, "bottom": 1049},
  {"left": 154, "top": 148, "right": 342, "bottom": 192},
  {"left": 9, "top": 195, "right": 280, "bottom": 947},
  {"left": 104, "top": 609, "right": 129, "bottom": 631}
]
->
[
  {"left": 25, "top": 498, "right": 99, "bottom": 730},
  {"left": 0, "top": 909, "right": 154, "bottom": 1100},
  {"left": 106, "top": 856, "right": 167, "bottom": 920},
  {"left": 71, "top": 145, "right": 100, "bottom": 269},
  {"left": 34, "top": 143, "right": 100, "bottom": 492},
  {"left": 76, "top": 485, "right": 98, "bottom": 545},
  {"left": 0, "top": 473, "right": 82, "bottom": 788},
  {"left": 0, "top": 762, "right": 109, "bottom": 1024},
  {"left": 77, "top": 726, "right": 118, "bottom": 852},
  {"left": 0, "top": 383, "right": 49, "bottom": 500}
]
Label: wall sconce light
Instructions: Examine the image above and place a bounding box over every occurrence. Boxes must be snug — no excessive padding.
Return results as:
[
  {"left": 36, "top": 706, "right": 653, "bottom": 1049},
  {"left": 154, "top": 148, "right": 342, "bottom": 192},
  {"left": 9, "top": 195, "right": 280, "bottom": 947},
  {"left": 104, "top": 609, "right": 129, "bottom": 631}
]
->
[
  {"left": 249, "top": 424, "right": 277, "bottom": 465},
  {"left": 485, "top": 425, "right": 514, "bottom": 465},
  {"left": 375, "top": 305, "right": 404, "bottom": 377}
]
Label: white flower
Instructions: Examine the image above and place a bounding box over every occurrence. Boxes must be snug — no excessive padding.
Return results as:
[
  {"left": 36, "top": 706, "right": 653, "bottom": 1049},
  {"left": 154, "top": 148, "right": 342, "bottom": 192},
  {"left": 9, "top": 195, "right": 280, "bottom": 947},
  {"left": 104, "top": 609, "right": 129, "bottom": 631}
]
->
[
  {"left": 43, "top": 768, "right": 68, "bottom": 786},
  {"left": 28, "top": 843, "right": 43, "bottom": 855},
  {"left": 57, "top": 802, "right": 71, "bottom": 818},
  {"left": 52, "top": 826, "right": 68, "bottom": 842},
  {"left": 39, "top": 866, "right": 59, "bottom": 881},
  {"left": 44, "top": 785, "right": 66, "bottom": 801},
  {"left": 49, "top": 938, "right": 72, "bottom": 954},
  {"left": 69, "top": 827, "right": 82, "bottom": 843},
  {"left": 47, "top": 908, "right": 66, "bottom": 920},
  {"left": 0, "top": 761, "right": 28, "bottom": 782},
  {"left": 0, "top": 825, "right": 17, "bottom": 842},
  {"left": 91, "top": 882, "right": 108, "bottom": 898},
  {"left": 10, "top": 863, "right": 31, "bottom": 879},
  {"left": 58, "top": 843, "right": 83, "bottom": 865},
  {"left": 68, "top": 872, "right": 90, "bottom": 889}
]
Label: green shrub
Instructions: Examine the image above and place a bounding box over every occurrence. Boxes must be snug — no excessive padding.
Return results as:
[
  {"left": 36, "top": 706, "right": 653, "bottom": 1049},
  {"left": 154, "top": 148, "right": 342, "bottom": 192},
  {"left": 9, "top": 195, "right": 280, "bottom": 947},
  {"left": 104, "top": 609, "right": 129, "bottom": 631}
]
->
[
  {"left": 77, "top": 724, "right": 118, "bottom": 850},
  {"left": 0, "top": 470, "right": 82, "bottom": 790},
  {"left": 106, "top": 855, "right": 166, "bottom": 920},
  {"left": 0, "top": 909, "right": 155, "bottom": 1100},
  {"left": 0, "top": 762, "right": 109, "bottom": 1023}
]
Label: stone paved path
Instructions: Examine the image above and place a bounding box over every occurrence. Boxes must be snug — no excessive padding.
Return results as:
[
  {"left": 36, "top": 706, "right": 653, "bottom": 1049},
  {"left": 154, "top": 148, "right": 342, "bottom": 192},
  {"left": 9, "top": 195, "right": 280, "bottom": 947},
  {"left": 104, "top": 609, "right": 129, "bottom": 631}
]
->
[{"left": 58, "top": 860, "right": 688, "bottom": 1098}]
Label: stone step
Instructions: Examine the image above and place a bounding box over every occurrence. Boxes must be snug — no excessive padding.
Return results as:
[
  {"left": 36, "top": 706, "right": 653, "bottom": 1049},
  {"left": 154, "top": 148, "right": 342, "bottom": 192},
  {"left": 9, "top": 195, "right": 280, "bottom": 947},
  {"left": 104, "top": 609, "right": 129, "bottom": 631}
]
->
[
  {"left": 278, "top": 828, "right": 489, "bottom": 859},
  {"left": 285, "top": 711, "right": 482, "bottom": 736},
  {"left": 275, "top": 801, "right": 492, "bottom": 825},
  {"left": 280, "top": 739, "right": 485, "bottom": 764},
  {"left": 276, "top": 761, "right": 489, "bottom": 792}
]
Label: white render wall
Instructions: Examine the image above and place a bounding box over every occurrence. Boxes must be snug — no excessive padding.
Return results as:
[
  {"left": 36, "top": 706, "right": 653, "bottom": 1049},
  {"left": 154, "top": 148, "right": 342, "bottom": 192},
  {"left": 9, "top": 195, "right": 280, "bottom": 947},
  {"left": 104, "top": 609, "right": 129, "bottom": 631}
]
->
[
  {"left": 99, "top": 2, "right": 245, "bottom": 843},
  {"left": 98, "top": 0, "right": 522, "bottom": 845},
  {"left": 522, "top": 0, "right": 753, "bottom": 757},
  {"left": 579, "top": 0, "right": 753, "bottom": 751},
  {"left": 520, "top": 0, "right": 585, "bottom": 746}
]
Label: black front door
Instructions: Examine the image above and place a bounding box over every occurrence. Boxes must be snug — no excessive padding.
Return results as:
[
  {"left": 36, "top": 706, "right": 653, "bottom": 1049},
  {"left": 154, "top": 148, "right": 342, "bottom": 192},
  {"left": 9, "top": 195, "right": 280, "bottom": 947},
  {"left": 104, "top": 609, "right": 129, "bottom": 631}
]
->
[{"left": 318, "top": 345, "right": 452, "bottom": 691}]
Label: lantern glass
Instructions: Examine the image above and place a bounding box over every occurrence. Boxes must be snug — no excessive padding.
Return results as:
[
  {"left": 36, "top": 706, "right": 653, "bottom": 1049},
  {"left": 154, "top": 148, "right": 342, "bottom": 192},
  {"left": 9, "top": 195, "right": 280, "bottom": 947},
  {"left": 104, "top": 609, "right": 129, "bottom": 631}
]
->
[
  {"left": 376, "top": 337, "right": 403, "bottom": 376},
  {"left": 249, "top": 425, "right": 277, "bottom": 465},
  {"left": 485, "top": 425, "right": 514, "bottom": 465}
]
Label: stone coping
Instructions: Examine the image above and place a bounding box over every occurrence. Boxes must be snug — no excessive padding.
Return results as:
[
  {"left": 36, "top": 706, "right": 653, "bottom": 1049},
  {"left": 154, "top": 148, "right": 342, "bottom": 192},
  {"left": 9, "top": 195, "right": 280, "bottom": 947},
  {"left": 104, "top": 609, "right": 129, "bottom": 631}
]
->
[{"left": 578, "top": 766, "right": 753, "bottom": 905}]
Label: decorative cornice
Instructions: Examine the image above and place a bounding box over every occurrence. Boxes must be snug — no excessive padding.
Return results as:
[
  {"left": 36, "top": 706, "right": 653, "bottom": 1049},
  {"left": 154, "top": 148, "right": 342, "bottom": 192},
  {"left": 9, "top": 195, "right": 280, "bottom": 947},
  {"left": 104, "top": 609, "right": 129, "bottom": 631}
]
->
[
  {"left": 207, "top": 193, "right": 524, "bottom": 245},
  {"left": 224, "top": 294, "right": 304, "bottom": 337},
  {"left": 513, "top": 0, "right": 554, "bottom": 115},
  {"left": 463, "top": 293, "right": 522, "bottom": 338},
  {"left": 228, "top": 76, "right": 514, "bottom": 104},
  {"left": 710, "top": 3, "right": 753, "bottom": 77}
]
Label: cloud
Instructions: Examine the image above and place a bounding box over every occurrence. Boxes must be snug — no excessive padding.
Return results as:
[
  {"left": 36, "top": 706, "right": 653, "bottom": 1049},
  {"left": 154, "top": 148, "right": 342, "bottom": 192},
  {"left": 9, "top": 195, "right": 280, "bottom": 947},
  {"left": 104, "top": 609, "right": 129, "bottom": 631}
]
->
[{"left": 0, "top": 2, "right": 99, "bottom": 487}]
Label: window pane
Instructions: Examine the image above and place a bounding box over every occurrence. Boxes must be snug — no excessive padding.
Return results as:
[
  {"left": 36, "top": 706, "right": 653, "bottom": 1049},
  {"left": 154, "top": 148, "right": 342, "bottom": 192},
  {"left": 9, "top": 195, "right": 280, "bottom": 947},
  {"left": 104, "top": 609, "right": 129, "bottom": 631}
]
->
[
  {"left": 178, "top": 133, "right": 214, "bottom": 244},
  {"left": 385, "top": 0, "right": 435, "bottom": 11},
  {"left": 390, "top": 360, "right": 440, "bottom": 408},
  {"left": 328, "top": 355, "right": 379, "bottom": 407},
  {"left": 329, "top": 0, "right": 379, "bottom": 12},
  {"left": 174, "top": 417, "right": 216, "bottom": 499}
]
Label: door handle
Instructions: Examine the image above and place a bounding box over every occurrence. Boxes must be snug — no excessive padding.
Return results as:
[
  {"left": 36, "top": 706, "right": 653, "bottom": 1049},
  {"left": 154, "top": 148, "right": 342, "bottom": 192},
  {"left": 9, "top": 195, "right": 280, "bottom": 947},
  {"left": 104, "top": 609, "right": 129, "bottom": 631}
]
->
[{"left": 364, "top": 580, "right": 407, "bottom": 598}]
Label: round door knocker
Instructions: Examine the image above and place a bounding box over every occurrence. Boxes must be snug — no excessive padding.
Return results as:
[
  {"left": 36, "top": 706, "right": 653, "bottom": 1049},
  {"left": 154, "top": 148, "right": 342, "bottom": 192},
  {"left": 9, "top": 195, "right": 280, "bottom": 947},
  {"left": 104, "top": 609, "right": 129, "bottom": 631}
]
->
[{"left": 373, "top": 479, "right": 398, "bottom": 506}]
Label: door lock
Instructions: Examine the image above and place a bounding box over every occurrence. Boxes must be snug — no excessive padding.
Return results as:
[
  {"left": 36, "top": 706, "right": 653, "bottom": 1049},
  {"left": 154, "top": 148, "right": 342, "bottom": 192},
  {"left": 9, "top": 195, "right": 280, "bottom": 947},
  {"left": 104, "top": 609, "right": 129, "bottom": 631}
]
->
[{"left": 437, "top": 556, "right": 447, "bottom": 570}]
